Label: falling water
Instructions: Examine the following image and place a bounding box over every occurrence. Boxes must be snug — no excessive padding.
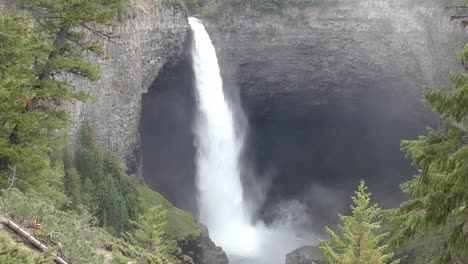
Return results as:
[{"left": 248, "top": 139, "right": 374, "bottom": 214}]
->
[
  {"left": 189, "top": 17, "right": 259, "bottom": 257},
  {"left": 189, "top": 17, "right": 314, "bottom": 263}
]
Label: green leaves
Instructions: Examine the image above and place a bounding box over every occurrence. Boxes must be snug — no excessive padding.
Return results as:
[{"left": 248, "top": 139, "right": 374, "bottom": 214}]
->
[{"left": 319, "top": 181, "right": 399, "bottom": 264}]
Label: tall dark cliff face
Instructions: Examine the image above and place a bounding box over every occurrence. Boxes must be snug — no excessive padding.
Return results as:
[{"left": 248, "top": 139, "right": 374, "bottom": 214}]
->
[
  {"left": 65, "top": 0, "right": 189, "bottom": 177},
  {"left": 140, "top": 0, "right": 467, "bottom": 234}
]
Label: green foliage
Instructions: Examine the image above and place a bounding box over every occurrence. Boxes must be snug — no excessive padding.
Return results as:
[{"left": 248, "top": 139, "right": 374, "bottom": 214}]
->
[
  {"left": 0, "top": 187, "right": 189, "bottom": 264},
  {"left": 107, "top": 235, "right": 175, "bottom": 264},
  {"left": 111, "top": 249, "right": 129, "bottom": 264},
  {"left": 396, "top": 227, "right": 466, "bottom": 264},
  {"left": 0, "top": 189, "right": 105, "bottom": 264},
  {"left": 63, "top": 148, "right": 82, "bottom": 207},
  {"left": 0, "top": 12, "right": 66, "bottom": 193},
  {"left": 0, "top": 234, "right": 54, "bottom": 264},
  {"left": 70, "top": 124, "right": 140, "bottom": 234},
  {"left": 133, "top": 206, "right": 168, "bottom": 253},
  {"left": 1, "top": 0, "right": 127, "bottom": 193},
  {"left": 319, "top": 181, "right": 399, "bottom": 264},
  {"left": 137, "top": 184, "right": 200, "bottom": 239},
  {"left": 386, "top": 64, "right": 468, "bottom": 262},
  {"left": 19, "top": 0, "right": 125, "bottom": 81}
]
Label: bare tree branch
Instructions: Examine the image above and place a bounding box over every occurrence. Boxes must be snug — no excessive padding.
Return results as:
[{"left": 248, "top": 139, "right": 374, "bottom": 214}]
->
[
  {"left": 1, "top": 165, "right": 16, "bottom": 193},
  {"left": 79, "top": 22, "right": 121, "bottom": 42}
]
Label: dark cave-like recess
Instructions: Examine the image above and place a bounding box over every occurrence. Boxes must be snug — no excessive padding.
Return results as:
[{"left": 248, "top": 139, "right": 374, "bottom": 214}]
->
[
  {"left": 244, "top": 86, "right": 433, "bottom": 232},
  {"left": 140, "top": 55, "right": 435, "bottom": 234},
  {"left": 140, "top": 55, "right": 198, "bottom": 215}
]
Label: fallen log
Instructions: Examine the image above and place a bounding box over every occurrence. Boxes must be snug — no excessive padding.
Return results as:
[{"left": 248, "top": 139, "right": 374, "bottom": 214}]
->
[{"left": 4, "top": 220, "right": 68, "bottom": 264}]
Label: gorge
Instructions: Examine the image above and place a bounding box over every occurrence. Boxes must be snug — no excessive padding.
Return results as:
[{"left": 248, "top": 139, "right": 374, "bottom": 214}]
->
[
  {"left": 41, "top": 0, "right": 466, "bottom": 262},
  {"left": 0, "top": 0, "right": 466, "bottom": 263}
]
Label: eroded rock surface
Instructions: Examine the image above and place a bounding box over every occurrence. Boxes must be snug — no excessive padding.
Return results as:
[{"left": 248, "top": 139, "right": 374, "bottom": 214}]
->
[{"left": 205, "top": 0, "right": 465, "bottom": 118}]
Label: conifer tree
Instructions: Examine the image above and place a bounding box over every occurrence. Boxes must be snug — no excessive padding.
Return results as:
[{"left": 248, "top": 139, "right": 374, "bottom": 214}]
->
[
  {"left": 1, "top": 0, "right": 127, "bottom": 191},
  {"left": 386, "top": 46, "right": 468, "bottom": 263},
  {"left": 19, "top": 0, "right": 126, "bottom": 83},
  {"left": 319, "top": 181, "right": 399, "bottom": 264},
  {"left": 63, "top": 149, "right": 82, "bottom": 207},
  {"left": 133, "top": 206, "right": 168, "bottom": 254},
  {"left": 0, "top": 13, "right": 66, "bottom": 192},
  {"left": 73, "top": 124, "right": 139, "bottom": 234}
]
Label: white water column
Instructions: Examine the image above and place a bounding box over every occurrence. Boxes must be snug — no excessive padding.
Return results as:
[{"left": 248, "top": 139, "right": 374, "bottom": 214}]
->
[{"left": 188, "top": 17, "right": 259, "bottom": 257}]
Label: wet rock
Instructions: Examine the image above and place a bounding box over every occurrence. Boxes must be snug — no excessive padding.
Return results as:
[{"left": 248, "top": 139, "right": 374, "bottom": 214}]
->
[
  {"left": 179, "top": 224, "right": 229, "bottom": 264},
  {"left": 285, "top": 246, "right": 325, "bottom": 264}
]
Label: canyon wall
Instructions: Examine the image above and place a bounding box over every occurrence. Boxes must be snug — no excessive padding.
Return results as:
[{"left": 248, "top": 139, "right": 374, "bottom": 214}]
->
[
  {"left": 65, "top": 0, "right": 189, "bottom": 177},
  {"left": 206, "top": 0, "right": 465, "bottom": 117},
  {"left": 24, "top": 0, "right": 464, "bottom": 182}
]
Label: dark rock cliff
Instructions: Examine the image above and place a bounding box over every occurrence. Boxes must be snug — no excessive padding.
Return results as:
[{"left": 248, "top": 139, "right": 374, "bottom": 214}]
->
[
  {"left": 206, "top": 0, "right": 465, "bottom": 116},
  {"left": 65, "top": 0, "right": 189, "bottom": 177},
  {"left": 179, "top": 224, "right": 229, "bottom": 264}
]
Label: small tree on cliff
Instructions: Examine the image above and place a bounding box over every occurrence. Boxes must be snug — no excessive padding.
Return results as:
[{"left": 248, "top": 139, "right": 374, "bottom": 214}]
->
[
  {"left": 1, "top": 0, "right": 128, "bottom": 192},
  {"left": 319, "top": 181, "right": 399, "bottom": 264},
  {"left": 133, "top": 206, "right": 168, "bottom": 254}
]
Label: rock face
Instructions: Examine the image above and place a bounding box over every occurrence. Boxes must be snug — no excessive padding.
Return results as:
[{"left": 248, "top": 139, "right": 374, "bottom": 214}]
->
[
  {"left": 205, "top": 0, "right": 465, "bottom": 118},
  {"left": 178, "top": 224, "right": 229, "bottom": 264},
  {"left": 285, "top": 246, "right": 325, "bottom": 264},
  {"left": 66, "top": 0, "right": 189, "bottom": 177},
  {"left": 63, "top": 0, "right": 466, "bottom": 181},
  {"left": 187, "top": 0, "right": 468, "bottom": 230}
]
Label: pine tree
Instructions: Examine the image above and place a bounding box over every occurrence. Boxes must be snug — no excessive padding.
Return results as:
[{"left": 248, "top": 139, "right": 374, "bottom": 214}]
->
[
  {"left": 0, "top": 13, "right": 66, "bottom": 192},
  {"left": 319, "top": 181, "right": 399, "bottom": 264},
  {"left": 1, "top": 0, "right": 127, "bottom": 191},
  {"left": 62, "top": 149, "right": 82, "bottom": 207},
  {"left": 73, "top": 124, "right": 139, "bottom": 234},
  {"left": 386, "top": 46, "right": 468, "bottom": 263},
  {"left": 133, "top": 206, "right": 168, "bottom": 254},
  {"left": 18, "top": 0, "right": 126, "bottom": 83}
]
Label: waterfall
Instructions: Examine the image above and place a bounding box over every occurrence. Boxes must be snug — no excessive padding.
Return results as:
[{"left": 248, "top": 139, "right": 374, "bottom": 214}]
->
[
  {"left": 189, "top": 17, "right": 259, "bottom": 257},
  {"left": 189, "top": 17, "right": 313, "bottom": 263}
]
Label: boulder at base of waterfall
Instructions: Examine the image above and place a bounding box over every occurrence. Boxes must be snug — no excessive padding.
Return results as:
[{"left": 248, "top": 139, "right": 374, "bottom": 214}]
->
[
  {"left": 178, "top": 224, "right": 229, "bottom": 264},
  {"left": 285, "top": 246, "right": 325, "bottom": 264}
]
